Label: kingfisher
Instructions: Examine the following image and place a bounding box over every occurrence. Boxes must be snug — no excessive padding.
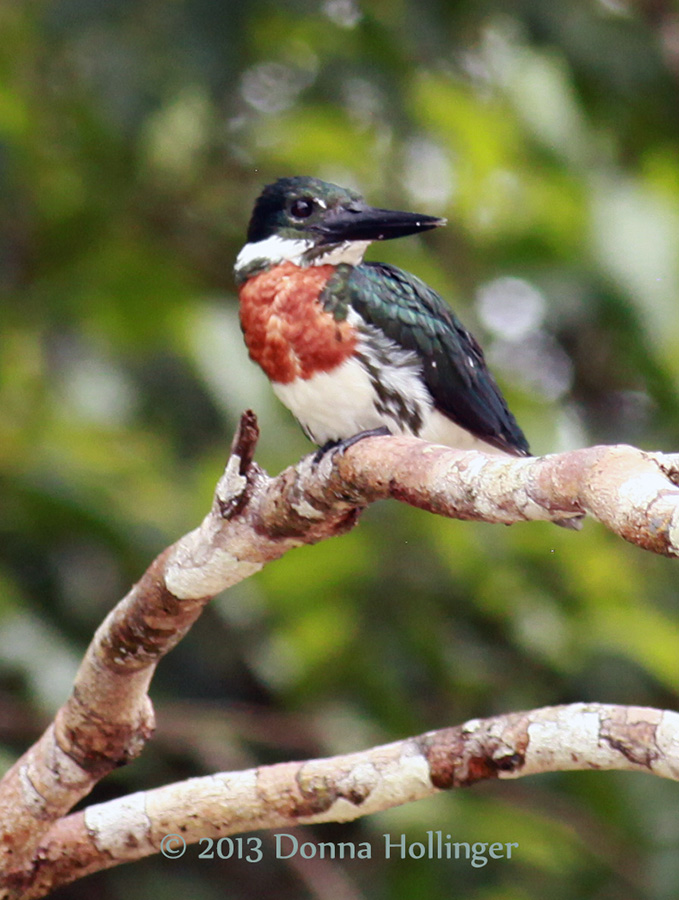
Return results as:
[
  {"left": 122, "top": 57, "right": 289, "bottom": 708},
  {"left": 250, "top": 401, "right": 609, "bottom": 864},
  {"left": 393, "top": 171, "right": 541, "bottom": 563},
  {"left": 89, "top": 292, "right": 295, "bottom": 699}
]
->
[{"left": 235, "top": 175, "right": 534, "bottom": 464}]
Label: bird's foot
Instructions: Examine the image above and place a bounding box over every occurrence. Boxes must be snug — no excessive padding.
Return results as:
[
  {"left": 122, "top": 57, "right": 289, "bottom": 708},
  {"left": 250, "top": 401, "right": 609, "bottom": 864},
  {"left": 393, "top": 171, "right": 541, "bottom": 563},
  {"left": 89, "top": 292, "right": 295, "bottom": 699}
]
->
[{"left": 312, "top": 427, "right": 392, "bottom": 465}]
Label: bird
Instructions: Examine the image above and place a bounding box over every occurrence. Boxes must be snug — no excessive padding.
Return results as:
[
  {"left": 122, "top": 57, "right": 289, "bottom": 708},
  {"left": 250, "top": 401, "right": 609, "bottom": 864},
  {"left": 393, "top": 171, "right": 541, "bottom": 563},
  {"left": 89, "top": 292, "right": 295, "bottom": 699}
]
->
[{"left": 235, "top": 175, "right": 533, "bottom": 463}]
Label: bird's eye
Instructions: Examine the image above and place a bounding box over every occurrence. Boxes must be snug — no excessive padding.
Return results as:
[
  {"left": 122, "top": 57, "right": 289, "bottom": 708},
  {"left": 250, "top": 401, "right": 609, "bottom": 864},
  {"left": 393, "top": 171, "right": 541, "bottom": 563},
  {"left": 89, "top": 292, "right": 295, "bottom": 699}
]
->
[{"left": 290, "top": 197, "right": 315, "bottom": 219}]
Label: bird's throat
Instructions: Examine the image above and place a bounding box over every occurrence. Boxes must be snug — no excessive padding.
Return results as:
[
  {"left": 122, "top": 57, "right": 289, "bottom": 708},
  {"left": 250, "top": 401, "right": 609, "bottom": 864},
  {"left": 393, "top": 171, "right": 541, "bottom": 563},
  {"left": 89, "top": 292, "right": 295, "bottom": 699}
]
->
[{"left": 235, "top": 235, "right": 370, "bottom": 284}]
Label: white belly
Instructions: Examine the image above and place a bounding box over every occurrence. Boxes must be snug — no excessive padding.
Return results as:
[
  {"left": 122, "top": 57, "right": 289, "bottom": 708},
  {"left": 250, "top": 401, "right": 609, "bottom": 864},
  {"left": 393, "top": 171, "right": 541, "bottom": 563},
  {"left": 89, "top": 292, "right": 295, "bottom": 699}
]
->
[
  {"left": 273, "top": 356, "right": 509, "bottom": 455},
  {"left": 273, "top": 356, "right": 396, "bottom": 444},
  {"left": 419, "top": 409, "right": 511, "bottom": 455}
]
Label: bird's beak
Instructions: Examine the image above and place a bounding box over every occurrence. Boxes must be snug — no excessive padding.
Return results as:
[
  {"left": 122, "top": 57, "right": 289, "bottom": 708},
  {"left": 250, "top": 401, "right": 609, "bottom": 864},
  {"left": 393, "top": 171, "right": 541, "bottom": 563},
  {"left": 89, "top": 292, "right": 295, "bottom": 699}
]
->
[{"left": 314, "top": 202, "right": 446, "bottom": 244}]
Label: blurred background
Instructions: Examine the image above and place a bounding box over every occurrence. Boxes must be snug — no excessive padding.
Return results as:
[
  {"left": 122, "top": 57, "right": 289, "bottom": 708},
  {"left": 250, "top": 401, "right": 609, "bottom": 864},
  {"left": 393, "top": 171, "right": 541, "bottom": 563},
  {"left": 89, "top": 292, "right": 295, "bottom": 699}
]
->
[{"left": 2, "top": 0, "right": 679, "bottom": 897}]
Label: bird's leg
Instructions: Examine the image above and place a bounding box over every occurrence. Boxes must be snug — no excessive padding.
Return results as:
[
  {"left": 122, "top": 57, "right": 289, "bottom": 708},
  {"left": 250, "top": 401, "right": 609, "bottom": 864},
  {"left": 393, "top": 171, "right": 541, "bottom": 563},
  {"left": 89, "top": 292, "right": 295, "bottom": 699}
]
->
[{"left": 312, "top": 426, "right": 392, "bottom": 465}]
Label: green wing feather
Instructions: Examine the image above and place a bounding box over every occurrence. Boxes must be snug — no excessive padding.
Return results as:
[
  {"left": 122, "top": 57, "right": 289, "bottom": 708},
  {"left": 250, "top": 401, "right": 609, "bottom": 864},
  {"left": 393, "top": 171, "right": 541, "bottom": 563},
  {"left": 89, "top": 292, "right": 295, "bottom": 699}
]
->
[{"left": 344, "top": 262, "right": 530, "bottom": 455}]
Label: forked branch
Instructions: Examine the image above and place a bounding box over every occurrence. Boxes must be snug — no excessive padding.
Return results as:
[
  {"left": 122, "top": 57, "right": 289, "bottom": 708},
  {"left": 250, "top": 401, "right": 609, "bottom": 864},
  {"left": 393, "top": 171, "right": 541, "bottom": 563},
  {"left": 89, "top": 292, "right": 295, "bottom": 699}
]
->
[{"left": 1, "top": 411, "right": 678, "bottom": 897}]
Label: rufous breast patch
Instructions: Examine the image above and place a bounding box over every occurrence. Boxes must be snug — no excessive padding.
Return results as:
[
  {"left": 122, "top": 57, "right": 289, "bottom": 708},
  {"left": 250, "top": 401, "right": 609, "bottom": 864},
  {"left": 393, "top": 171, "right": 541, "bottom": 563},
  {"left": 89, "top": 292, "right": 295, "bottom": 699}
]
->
[{"left": 239, "top": 262, "right": 357, "bottom": 383}]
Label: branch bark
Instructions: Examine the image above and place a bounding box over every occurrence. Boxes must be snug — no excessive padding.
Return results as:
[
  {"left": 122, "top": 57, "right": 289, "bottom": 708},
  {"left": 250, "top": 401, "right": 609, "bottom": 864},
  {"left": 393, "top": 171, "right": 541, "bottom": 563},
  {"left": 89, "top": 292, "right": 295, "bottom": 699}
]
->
[
  {"left": 1, "top": 411, "right": 678, "bottom": 896},
  {"left": 15, "top": 703, "right": 679, "bottom": 897}
]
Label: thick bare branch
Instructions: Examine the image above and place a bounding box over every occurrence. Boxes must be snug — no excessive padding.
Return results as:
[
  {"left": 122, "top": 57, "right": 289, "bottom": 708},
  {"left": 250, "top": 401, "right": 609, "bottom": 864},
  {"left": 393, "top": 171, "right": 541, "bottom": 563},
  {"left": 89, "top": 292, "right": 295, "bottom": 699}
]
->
[
  {"left": 1, "top": 412, "right": 678, "bottom": 895},
  {"left": 16, "top": 703, "right": 679, "bottom": 897},
  {"left": 326, "top": 438, "right": 679, "bottom": 554}
]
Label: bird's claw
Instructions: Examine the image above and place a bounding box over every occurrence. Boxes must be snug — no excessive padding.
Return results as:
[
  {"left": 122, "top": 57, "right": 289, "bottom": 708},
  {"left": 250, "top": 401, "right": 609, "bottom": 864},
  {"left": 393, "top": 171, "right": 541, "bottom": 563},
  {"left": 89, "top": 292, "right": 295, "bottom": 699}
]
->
[{"left": 312, "top": 426, "right": 392, "bottom": 465}]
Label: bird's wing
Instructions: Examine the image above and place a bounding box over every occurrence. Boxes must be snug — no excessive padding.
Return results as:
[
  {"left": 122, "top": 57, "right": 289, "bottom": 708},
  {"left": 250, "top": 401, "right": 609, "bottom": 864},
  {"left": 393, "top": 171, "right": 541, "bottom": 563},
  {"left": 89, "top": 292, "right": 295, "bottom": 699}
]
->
[{"left": 346, "top": 262, "right": 530, "bottom": 455}]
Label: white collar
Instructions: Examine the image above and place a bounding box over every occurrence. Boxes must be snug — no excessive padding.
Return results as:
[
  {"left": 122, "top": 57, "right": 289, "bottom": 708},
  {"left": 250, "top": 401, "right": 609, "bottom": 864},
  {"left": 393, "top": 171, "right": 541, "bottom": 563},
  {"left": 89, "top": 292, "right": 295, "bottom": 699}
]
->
[{"left": 235, "top": 234, "right": 370, "bottom": 278}]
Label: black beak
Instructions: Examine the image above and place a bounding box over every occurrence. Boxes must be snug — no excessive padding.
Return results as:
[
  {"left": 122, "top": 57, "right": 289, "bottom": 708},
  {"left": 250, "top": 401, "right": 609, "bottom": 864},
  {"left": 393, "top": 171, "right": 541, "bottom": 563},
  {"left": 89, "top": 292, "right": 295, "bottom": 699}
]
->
[{"left": 314, "top": 202, "right": 446, "bottom": 244}]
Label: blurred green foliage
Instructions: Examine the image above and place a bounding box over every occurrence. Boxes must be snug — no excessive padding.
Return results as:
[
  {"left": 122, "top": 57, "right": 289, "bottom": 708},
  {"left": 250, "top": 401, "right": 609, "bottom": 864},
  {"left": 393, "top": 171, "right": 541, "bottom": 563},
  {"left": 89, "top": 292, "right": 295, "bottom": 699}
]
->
[{"left": 2, "top": 0, "right": 679, "bottom": 897}]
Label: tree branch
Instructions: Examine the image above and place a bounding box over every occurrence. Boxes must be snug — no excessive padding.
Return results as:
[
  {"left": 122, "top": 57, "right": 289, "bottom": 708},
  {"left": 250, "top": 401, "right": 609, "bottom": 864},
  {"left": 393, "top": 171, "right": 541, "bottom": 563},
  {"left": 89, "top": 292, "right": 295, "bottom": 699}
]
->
[
  {"left": 14, "top": 704, "right": 679, "bottom": 896},
  {"left": 1, "top": 411, "right": 678, "bottom": 896}
]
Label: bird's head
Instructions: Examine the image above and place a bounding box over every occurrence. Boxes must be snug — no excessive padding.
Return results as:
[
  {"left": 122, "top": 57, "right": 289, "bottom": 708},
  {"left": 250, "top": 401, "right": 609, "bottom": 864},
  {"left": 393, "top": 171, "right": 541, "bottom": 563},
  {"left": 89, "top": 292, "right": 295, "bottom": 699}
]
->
[{"left": 235, "top": 176, "right": 445, "bottom": 281}]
